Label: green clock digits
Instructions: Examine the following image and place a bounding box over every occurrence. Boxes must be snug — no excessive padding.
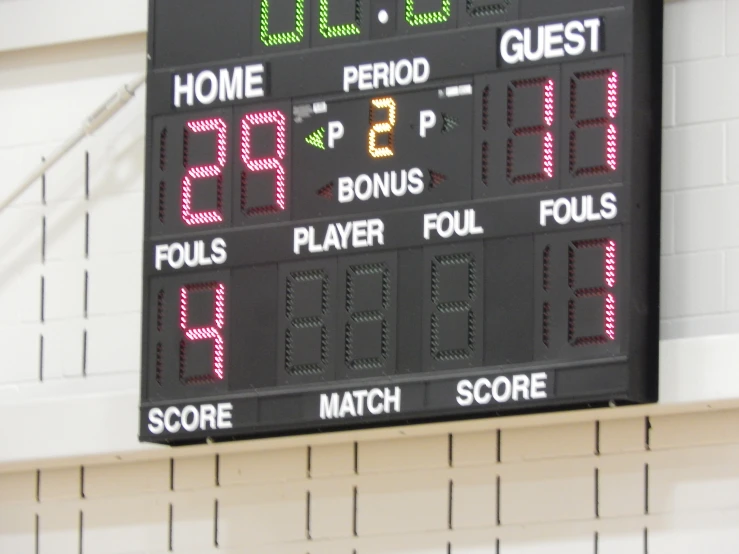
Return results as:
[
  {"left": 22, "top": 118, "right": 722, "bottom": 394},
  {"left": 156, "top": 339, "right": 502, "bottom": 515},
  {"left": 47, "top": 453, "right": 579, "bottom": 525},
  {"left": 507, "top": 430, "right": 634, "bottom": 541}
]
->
[
  {"left": 406, "top": 0, "right": 451, "bottom": 26},
  {"left": 260, "top": 0, "right": 306, "bottom": 46}
]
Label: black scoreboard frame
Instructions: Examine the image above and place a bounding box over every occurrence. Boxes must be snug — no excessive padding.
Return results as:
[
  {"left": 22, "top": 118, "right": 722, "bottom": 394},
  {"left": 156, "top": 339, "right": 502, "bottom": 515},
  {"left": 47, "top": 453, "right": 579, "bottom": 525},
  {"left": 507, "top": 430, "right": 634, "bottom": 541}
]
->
[{"left": 139, "top": 0, "right": 663, "bottom": 446}]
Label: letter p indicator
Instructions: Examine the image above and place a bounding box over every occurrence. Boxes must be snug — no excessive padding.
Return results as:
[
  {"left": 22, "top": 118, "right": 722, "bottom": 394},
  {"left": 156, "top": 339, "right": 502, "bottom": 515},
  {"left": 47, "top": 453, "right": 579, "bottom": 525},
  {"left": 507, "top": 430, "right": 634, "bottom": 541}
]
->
[
  {"left": 420, "top": 110, "right": 437, "bottom": 137},
  {"left": 328, "top": 121, "right": 344, "bottom": 148}
]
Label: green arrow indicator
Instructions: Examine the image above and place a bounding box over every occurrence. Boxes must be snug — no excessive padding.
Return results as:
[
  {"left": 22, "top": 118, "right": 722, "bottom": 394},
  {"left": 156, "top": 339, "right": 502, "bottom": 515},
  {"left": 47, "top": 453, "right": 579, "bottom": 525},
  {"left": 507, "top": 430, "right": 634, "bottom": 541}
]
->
[
  {"left": 305, "top": 127, "right": 326, "bottom": 150},
  {"left": 441, "top": 113, "right": 459, "bottom": 134}
]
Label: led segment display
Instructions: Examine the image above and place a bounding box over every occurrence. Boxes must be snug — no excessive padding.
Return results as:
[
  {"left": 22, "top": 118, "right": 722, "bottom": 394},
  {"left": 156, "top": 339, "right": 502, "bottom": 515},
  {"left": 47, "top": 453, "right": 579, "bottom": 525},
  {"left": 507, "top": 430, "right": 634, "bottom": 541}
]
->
[
  {"left": 141, "top": 0, "right": 663, "bottom": 444},
  {"left": 259, "top": 0, "right": 306, "bottom": 46}
]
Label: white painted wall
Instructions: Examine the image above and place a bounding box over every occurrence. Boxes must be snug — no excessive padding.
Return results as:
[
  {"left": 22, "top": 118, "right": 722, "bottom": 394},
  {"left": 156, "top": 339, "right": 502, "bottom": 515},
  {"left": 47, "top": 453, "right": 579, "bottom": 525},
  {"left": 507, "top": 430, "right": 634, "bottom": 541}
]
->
[
  {"left": 1, "top": 0, "right": 739, "bottom": 551},
  {"left": 0, "top": 0, "right": 147, "bottom": 52}
]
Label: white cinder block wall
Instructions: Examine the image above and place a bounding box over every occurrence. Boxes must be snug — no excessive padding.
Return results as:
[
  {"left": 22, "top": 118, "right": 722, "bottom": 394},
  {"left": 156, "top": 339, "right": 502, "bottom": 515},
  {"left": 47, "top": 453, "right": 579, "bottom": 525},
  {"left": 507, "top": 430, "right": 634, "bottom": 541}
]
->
[{"left": 1, "top": 0, "right": 739, "bottom": 552}]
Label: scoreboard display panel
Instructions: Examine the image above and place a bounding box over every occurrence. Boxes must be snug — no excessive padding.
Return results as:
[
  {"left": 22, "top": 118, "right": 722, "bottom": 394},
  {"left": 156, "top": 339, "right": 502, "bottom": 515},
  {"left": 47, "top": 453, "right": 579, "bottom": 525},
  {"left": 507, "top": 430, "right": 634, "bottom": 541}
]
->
[{"left": 140, "top": 0, "right": 663, "bottom": 445}]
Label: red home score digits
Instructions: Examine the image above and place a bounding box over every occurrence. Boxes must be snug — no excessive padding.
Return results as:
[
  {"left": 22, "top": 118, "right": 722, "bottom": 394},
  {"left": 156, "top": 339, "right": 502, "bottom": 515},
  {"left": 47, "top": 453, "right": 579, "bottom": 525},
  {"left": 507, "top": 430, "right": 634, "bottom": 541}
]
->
[
  {"left": 181, "top": 118, "right": 228, "bottom": 226},
  {"left": 241, "top": 110, "right": 287, "bottom": 213},
  {"left": 140, "top": 0, "right": 662, "bottom": 444},
  {"left": 176, "top": 108, "right": 288, "bottom": 227}
]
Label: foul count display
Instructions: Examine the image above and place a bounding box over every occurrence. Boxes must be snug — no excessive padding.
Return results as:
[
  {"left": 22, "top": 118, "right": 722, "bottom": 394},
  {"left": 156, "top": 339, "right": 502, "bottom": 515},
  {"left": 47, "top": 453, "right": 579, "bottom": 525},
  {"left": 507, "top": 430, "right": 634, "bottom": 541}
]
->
[{"left": 140, "top": 0, "right": 663, "bottom": 444}]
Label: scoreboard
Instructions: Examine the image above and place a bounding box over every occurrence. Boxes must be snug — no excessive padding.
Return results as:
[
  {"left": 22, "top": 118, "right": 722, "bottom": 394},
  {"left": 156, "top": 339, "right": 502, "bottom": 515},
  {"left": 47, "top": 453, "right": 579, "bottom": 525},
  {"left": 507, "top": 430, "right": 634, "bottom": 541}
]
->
[{"left": 139, "top": 0, "right": 663, "bottom": 445}]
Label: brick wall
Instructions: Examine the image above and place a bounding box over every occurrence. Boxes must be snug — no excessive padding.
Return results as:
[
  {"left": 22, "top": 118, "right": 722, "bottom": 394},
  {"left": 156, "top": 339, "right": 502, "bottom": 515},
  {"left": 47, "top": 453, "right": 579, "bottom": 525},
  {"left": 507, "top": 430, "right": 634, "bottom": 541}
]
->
[
  {"left": 2, "top": 409, "right": 739, "bottom": 553},
  {"left": 660, "top": 0, "right": 739, "bottom": 338}
]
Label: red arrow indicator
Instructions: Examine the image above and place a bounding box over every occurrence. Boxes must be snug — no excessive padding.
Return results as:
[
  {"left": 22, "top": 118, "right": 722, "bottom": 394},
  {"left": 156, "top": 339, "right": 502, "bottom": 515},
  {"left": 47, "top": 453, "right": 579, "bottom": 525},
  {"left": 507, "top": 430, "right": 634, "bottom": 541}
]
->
[
  {"left": 317, "top": 182, "right": 334, "bottom": 199},
  {"left": 429, "top": 170, "right": 447, "bottom": 189}
]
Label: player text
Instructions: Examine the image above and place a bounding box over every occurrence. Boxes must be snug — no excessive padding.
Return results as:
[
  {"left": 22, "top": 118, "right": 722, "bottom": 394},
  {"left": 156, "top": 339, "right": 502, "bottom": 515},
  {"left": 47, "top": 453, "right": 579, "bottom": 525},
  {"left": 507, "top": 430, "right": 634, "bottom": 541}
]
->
[{"left": 294, "top": 219, "right": 384, "bottom": 255}]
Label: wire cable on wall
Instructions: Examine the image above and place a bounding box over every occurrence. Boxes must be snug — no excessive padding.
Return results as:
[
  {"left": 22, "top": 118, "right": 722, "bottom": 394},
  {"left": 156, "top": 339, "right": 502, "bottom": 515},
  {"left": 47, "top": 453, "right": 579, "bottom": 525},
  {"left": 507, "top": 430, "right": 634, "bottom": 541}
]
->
[{"left": 1, "top": 74, "right": 146, "bottom": 214}]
